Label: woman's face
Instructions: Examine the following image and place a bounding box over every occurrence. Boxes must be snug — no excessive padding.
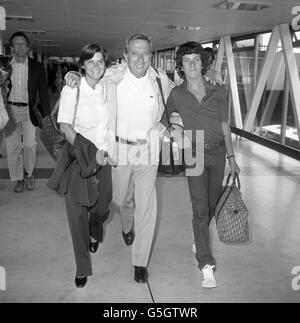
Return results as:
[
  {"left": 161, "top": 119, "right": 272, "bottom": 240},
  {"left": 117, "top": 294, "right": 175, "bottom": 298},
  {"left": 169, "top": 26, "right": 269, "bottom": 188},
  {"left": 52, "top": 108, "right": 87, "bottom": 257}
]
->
[
  {"left": 83, "top": 52, "right": 106, "bottom": 82},
  {"left": 182, "top": 53, "right": 202, "bottom": 80}
]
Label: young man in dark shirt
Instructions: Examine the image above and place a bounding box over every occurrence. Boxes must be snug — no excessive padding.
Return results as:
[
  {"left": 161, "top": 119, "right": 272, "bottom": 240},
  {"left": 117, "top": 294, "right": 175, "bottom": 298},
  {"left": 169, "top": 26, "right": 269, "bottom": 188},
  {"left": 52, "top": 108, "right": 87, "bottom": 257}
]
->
[{"left": 165, "top": 42, "right": 240, "bottom": 288}]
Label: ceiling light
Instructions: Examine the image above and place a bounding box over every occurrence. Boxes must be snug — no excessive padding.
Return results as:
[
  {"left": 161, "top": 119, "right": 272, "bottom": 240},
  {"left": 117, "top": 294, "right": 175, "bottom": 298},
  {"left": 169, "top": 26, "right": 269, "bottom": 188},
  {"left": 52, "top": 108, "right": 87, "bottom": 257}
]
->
[
  {"left": 6, "top": 15, "right": 34, "bottom": 22},
  {"left": 40, "top": 44, "right": 59, "bottom": 47},
  {"left": 19, "top": 29, "right": 46, "bottom": 35},
  {"left": 213, "top": 0, "right": 272, "bottom": 11},
  {"left": 167, "top": 24, "right": 201, "bottom": 31},
  {"left": 34, "top": 39, "right": 54, "bottom": 43}
]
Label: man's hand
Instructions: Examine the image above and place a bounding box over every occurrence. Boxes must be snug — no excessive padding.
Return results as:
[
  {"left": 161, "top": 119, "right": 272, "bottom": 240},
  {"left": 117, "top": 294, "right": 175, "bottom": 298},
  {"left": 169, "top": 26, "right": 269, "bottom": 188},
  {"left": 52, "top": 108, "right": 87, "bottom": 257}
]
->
[
  {"left": 96, "top": 150, "right": 117, "bottom": 167},
  {"left": 64, "top": 71, "right": 81, "bottom": 88},
  {"left": 170, "top": 127, "right": 191, "bottom": 149},
  {"left": 204, "top": 69, "right": 223, "bottom": 86}
]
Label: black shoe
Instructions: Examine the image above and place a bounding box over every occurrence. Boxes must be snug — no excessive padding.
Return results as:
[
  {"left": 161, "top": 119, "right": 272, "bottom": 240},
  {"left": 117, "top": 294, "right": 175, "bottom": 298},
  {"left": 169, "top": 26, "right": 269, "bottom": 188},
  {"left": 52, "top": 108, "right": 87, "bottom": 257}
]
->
[
  {"left": 89, "top": 241, "right": 99, "bottom": 253},
  {"left": 122, "top": 229, "right": 135, "bottom": 246},
  {"left": 75, "top": 276, "right": 87, "bottom": 288},
  {"left": 134, "top": 266, "right": 148, "bottom": 283}
]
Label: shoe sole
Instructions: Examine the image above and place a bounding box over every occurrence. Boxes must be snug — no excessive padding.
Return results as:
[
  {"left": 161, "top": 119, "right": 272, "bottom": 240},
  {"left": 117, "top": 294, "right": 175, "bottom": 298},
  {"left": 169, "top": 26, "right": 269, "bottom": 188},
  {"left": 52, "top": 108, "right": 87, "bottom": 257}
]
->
[{"left": 201, "top": 283, "right": 217, "bottom": 288}]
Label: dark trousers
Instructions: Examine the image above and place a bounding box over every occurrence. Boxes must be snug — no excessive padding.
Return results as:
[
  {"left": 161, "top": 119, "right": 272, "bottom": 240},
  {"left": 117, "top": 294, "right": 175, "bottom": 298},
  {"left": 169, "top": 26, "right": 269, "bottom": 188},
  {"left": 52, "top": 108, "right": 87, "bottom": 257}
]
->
[
  {"left": 187, "top": 145, "right": 226, "bottom": 271},
  {"left": 65, "top": 165, "right": 112, "bottom": 277}
]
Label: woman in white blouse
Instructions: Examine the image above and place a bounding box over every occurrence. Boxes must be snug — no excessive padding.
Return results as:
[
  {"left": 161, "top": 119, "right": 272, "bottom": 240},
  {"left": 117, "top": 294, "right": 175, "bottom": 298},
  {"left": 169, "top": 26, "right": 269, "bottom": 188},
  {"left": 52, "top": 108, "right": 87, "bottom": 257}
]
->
[{"left": 57, "top": 43, "right": 114, "bottom": 288}]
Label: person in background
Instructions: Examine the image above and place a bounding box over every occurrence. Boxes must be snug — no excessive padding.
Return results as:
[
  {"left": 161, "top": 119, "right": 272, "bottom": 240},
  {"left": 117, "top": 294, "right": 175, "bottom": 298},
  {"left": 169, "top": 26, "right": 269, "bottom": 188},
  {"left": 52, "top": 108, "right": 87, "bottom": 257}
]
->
[
  {"left": 48, "top": 43, "right": 115, "bottom": 288},
  {"left": 0, "top": 57, "right": 11, "bottom": 158},
  {"left": 0, "top": 31, "right": 50, "bottom": 192},
  {"left": 203, "top": 47, "right": 222, "bottom": 84},
  {"left": 163, "top": 41, "right": 240, "bottom": 289},
  {"left": 0, "top": 93, "right": 8, "bottom": 132}
]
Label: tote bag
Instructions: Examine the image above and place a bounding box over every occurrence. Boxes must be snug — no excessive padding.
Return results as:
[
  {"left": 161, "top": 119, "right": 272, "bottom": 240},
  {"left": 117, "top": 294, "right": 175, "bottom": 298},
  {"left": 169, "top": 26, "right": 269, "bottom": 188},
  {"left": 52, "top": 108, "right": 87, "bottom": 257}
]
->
[{"left": 215, "top": 173, "right": 249, "bottom": 244}]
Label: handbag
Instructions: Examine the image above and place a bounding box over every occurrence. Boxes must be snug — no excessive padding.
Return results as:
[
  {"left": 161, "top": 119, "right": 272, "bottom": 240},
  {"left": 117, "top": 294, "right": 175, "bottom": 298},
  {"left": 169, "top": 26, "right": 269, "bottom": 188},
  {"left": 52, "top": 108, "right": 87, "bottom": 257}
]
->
[
  {"left": 215, "top": 173, "right": 249, "bottom": 244},
  {"left": 155, "top": 73, "right": 182, "bottom": 176},
  {"left": 39, "top": 87, "right": 80, "bottom": 161}
]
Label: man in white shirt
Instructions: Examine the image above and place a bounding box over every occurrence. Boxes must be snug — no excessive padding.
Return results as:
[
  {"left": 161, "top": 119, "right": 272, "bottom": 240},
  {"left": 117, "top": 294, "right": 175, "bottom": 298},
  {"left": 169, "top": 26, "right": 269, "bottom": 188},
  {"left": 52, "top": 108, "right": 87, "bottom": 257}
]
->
[{"left": 109, "top": 34, "right": 173, "bottom": 283}]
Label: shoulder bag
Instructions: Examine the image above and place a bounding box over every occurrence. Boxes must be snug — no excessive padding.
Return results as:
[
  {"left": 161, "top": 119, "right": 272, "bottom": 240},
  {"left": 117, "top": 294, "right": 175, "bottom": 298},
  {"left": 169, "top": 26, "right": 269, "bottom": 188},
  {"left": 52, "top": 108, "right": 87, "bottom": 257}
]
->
[
  {"left": 39, "top": 87, "right": 80, "bottom": 161},
  {"left": 155, "top": 73, "right": 183, "bottom": 176}
]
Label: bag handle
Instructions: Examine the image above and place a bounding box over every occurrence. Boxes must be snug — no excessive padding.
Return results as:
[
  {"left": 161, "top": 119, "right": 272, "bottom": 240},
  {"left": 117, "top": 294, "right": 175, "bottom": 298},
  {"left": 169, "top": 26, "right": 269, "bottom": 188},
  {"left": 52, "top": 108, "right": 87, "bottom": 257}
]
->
[
  {"left": 225, "top": 172, "right": 241, "bottom": 190},
  {"left": 50, "top": 86, "right": 80, "bottom": 128},
  {"left": 154, "top": 68, "right": 172, "bottom": 129}
]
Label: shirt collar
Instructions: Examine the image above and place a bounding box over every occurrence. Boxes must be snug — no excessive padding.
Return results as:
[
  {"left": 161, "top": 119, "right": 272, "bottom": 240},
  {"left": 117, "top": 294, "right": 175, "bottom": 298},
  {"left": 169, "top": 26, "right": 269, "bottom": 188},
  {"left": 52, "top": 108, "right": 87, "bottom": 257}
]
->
[
  {"left": 126, "top": 67, "right": 149, "bottom": 82},
  {"left": 10, "top": 56, "right": 28, "bottom": 65},
  {"left": 182, "top": 78, "right": 211, "bottom": 91},
  {"left": 81, "top": 76, "right": 104, "bottom": 91}
]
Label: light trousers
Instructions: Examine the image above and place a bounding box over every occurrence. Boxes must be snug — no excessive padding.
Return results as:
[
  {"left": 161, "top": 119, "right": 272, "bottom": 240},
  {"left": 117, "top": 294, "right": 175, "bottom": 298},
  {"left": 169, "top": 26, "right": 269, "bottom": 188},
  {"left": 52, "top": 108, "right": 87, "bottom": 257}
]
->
[
  {"left": 112, "top": 164, "right": 158, "bottom": 267},
  {"left": 5, "top": 105, "right": 36, "bottom": 181}
]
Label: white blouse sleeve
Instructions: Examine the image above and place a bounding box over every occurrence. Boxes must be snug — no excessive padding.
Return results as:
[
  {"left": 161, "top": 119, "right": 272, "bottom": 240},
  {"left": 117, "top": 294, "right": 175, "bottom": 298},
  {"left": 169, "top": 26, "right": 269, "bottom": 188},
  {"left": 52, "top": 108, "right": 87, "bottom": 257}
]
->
[
  {"left": 0, "top": 93, "right": 8, "bottom": 130},
  {"left": 57, "top": 85, "right": 78, "bottom": 125}
]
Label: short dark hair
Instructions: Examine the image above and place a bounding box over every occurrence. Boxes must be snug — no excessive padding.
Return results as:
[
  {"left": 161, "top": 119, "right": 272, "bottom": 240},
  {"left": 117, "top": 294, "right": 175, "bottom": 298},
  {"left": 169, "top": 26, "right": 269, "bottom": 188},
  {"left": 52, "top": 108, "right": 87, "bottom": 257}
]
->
[
  {"left": 124, "top": 33, "right": 152, "bottom": 54},
  {"left": 77, "top": 43, "right": 109, "bottom": 75},
  {"left": 203, "top": 47, "right": 216, "bottom": 62},
  {"left": 176, "top": 41, "right": 210, "bottom": 79},
  {"left": 9, "top": 31, "right": 30, "bottom": 47}
]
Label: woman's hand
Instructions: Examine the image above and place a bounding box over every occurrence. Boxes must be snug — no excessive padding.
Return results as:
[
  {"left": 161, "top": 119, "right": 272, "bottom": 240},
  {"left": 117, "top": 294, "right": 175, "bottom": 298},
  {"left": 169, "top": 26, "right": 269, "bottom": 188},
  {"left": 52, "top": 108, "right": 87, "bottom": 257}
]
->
[
  {"left": 64, "top": 71, "right": 81, "bottom": 88},
  {"left": 96, "top": 150, "right": 117, "bottom": 167}
]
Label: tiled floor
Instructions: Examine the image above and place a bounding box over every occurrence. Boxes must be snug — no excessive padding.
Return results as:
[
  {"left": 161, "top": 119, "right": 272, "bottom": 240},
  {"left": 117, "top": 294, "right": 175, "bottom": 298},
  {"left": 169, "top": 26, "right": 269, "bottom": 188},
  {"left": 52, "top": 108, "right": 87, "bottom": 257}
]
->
[{"left": 0, "top": 136, "right": 300, "bottom": 303}]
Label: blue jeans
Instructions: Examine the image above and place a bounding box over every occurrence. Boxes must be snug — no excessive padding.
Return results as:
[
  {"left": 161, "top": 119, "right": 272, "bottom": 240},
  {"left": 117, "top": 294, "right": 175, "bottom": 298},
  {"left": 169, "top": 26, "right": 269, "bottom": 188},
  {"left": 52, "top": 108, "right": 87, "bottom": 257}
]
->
[{"left": 187, "top": 145, "right": 226, "bottom": 270}]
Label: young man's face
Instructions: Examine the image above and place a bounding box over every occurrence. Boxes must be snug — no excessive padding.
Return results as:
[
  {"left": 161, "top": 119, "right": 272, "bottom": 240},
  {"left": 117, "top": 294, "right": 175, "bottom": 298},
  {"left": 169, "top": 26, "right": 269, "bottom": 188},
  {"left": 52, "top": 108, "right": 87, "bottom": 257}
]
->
[
  {"left": 182, "top": 53, "right": 202, "bottom": 80},
  {"left": 11, "top": 36, "right": 29, "bottom": 59},
  {"left": 125, "top": 39, "right": 152, "bottom": 79}
]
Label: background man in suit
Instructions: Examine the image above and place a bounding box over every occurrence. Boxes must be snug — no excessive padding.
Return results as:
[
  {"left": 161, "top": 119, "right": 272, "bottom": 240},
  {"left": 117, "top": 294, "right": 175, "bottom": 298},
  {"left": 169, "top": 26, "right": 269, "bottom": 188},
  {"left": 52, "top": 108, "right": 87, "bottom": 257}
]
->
[{"left": 2, "top": 31, "right": 50, "bottom": 193}]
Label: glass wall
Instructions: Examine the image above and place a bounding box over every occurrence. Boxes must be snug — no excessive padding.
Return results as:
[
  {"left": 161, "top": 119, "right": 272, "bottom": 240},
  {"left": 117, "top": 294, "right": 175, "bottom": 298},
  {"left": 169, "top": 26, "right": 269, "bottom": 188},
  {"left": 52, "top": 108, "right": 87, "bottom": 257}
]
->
[
  {"left": 152, "top": 48, "right": 176, "bottom": 81},
  {"left": 220, "top": 30, "right": 300, "bottom": 151}
]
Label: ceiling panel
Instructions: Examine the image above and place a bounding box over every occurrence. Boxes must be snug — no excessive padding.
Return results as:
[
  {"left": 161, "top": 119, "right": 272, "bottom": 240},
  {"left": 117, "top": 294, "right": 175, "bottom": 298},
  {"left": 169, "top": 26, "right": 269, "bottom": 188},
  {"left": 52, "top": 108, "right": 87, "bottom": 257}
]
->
[{"left": 0, "top": 0, "right": 298, "bottom": 58}]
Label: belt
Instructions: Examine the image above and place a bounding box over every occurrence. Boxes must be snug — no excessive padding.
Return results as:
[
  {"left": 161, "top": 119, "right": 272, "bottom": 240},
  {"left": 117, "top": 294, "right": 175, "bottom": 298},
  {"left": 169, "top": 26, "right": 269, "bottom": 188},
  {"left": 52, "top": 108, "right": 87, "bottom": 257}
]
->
[
  {"left": 204, "top": 139, "right": 225, "bottom": 150},
  {"left": 116, "top": 136, "right": 147, "bottom": 145},
  {"left": 7, "top": 101, "right": 28, "bottom": 107}
]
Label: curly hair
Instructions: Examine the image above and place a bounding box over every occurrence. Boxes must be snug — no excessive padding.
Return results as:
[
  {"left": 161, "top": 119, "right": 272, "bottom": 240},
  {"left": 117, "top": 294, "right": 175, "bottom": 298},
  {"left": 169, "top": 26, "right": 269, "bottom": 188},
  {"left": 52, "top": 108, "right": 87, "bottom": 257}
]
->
[{"left": 176, "top": 41, "right": 211, "bottom": 79}]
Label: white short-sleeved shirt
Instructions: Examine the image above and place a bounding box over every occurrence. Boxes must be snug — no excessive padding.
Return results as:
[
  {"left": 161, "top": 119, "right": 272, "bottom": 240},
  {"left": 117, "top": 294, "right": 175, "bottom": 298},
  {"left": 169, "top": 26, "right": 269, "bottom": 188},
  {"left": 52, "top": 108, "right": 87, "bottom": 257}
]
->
[
  {"left": 117, "top": 68, "right": 156, "bottom": 141},
  {"left": 58, "top": 77, "right": 108, "bottom": 151}
]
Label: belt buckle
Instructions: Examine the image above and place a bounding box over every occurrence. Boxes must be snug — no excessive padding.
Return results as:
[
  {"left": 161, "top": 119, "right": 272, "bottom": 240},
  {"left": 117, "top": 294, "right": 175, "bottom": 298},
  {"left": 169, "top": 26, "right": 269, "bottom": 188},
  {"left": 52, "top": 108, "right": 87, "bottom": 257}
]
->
[{"left": 204, "top": 143, "right": 211, "bottom": 149}]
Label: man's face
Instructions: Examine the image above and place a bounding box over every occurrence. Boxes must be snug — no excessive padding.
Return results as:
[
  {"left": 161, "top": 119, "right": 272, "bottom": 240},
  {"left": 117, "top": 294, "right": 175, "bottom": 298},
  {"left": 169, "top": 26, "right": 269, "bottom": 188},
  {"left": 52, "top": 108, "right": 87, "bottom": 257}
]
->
[
  {"left": 125, "top": 39, "right": 152, "bottom": 79},
  {"left": 182, "top": 53, "right": 202, "bottom": 80},
  {"left": 11, "top": 36, "right": 29, "bottom": 59}
]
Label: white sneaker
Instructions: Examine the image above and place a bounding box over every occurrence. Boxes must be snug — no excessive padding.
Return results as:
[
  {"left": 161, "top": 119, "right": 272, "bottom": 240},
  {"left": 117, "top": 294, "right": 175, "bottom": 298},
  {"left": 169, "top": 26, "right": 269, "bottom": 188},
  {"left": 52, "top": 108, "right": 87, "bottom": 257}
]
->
[
  {"left": 201, "top": 264, "right": 217, "bottom": 288},
  {"left": 192, "top": 243, "right": 196, "bottom": 254}
]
